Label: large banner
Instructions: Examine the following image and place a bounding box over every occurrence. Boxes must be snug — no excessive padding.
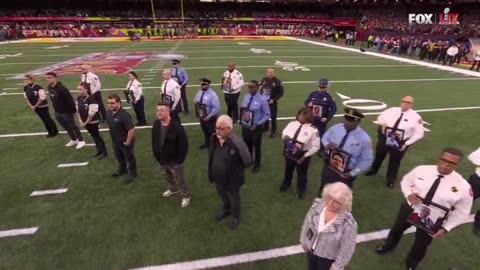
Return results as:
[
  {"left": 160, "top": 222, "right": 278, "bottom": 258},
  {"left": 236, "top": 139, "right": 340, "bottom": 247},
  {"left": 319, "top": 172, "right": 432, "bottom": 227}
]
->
[
  {"left": 21, "top": 28, "right": 144, "bottom": 38},
  {"left": 0, "top": 16, "right": 120, "bottom": 21}
]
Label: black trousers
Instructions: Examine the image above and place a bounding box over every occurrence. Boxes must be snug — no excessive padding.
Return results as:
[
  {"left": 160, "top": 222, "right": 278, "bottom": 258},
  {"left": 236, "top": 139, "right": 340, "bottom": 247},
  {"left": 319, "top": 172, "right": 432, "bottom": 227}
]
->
[
  {"left": 55, "top": 112, "right": 84, "bottom": 141},
  {"left": 85, "top": 123, "right": 107, "bottom": 155},
  {"left": 200, "top": 116, "right": 217, "bottom": 145},
  {"left": 178, "top": 84, "right": 189, "bottom": 113},
  {"left": 454, "top": 54, "right": 462, "bottom": 65},
  {"left": 93, "top": 91, "right": 107, "bottom": 121},
  {"left": 132, "top": 96, "right": 146, "bottom": 125},
  {"left": 307, "top": 253, "right": 334, "bottom": 270},
  {"left": 242, "top": 126, "right": 263, "bottom": 168},
  {"left": 263, "top": 103, "right": 278, "bottom": 134},
  {"left": 281, "top": 157, "right": 311, "bottom": 195},
  {"left": 319, "top": 160, "right": 355, "bottom": 193},
  {"left": 112, "top": 142, "right": 137, "bottom": 176},
  {"left": 170, "top": 107, "right": 181, "bottom": 124},
  {"left": 370, "top": 133, "right": 408, "bottom": 185},
  {"left": 384, "top": 202, "right": 434, "bottom": 269},
  {"left": 443, "top": 55, "right": 454, "bottom": 66},
  {"left": 313, "top": 121, "right": 328, "bottom": 152},
  {"left": 470, "top": 61, "right": 480, "bottom": 71},
  {"left": 215, "top": 184, "right": 241, "bottom": 220},
  {"left": 224, "top": 93, "right": 239, "bottom": 122},
  {"left": 35, "top": 107, "right": 58, "bottom": 134}
]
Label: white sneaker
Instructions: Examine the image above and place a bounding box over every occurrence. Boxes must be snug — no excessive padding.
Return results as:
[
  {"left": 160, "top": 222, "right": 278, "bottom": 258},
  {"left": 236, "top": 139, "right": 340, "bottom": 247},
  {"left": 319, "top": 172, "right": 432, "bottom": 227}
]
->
[
  {"left": 162, "top": 190, "right": 178, "bottom": 198},
  {"left": 181, "top": 197, "right": 191, "bottom": 208},
  {"left": 76, "top": 141, "right": 86, "bottom": 150},
  {"left": 65, "top": 140, "right": 78, "bottom": 147}
]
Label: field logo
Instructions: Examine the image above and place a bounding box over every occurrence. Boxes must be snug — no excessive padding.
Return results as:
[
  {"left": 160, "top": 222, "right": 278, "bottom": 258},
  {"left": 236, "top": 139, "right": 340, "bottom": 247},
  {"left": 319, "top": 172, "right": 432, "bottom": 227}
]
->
[
  {"left": 274, "top": 60, "right": 310, "bottom": 71},
  {"left": 408, "top": 8, "right": 459, "bottom": 25},
  {"left": 337, "top": 93, "right": 431, "bottom": 132},
  {"left": 250, "top": 48, "right": 271, "bottom": 54},
  {"left": 154, "top": 53, "right": 187, "bottom": 60}
]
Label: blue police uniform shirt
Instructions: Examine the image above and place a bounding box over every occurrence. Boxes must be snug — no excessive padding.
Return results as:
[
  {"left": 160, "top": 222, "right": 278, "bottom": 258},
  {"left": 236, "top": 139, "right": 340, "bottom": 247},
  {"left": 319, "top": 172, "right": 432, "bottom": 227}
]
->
[
  {"left": 321, "top": 123, "right": 373, "bottom": 177},
  {"left": 304, "top": 91, "right": 337, "bottom": 123},
  {"left": 194, "top": 88, "right": 220, "bottom": 118},
  {"left": 242, "top": 92, "right": 271, "bottom": 125},
  {"left": 171, "top": 66, "right": 189, "bottom": 85}
]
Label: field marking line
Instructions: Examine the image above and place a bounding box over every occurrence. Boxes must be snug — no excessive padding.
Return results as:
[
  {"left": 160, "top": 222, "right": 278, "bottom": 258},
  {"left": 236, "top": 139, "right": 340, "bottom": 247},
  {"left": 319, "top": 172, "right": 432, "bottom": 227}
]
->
[
  {"left": 30, "top": 188, "right": 68, "bottom": 197},
  {"left": 145, "top": 74, "right": 156, "bottom": 77},
  {"left": 124, "top": 107, "right": 132, "bottom": 109},
  {"left": 57, "top": 162, "right": 89, "bottom": 168},
  {"left": 0, "top": 227, "right": 38, "bottom": 238},
  {"left": 143, "top": 82, "right": 151, "bottom": 85},
  {"left": 85, "top": 143, "right": 96, "bottom": 147},
  {"left": 129, "top": 215, "right": 474, "bottom": 270},
  {"left": 288, "top": 37, "right": 480, "bottom": 78},
  {"left": 1, "top": 77, "right": 479, "bottom": 96},
  {"left": 1, "top": 105, "right": 479, "bottom": 139},
  {"left": 143, "top": 78, "right": 154, "bottom": 81},
  {"left": 2, "top": 88, "right": 17, "bottom": 90}
]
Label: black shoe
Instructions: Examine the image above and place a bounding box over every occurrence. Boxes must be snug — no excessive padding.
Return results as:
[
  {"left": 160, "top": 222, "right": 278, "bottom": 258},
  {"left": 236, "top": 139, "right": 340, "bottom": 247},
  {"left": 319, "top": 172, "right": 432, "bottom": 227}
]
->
[
  {"left": 46, "top": 132, "right": 58, "bottom": 138},
  {"left": 112, "top": 170, "right": 127, "bottom": 177},
  {"left": 387, "top": 183, "right": 394, "bottom": 189},
  {"left": 474, "top": 226, "right": 480, "bottom": 236},
  {"left": 199, "top": 144, "right": 209, "bottom": 150},
  {"left": 136, "top": 122, "right": 146, "bottom": 126},
  {"left": 215, "top": 211, "right": 230, "bottom": 221},
  {"left": 229, "top": 218, "right": 240, "bottom": 230},
  {"left": 365, "top": 169, "right": 378, "bottom": 176},
  {"left": 97, "top": 154, "right": 107, "bottom": 160},
  {"left": 269, "top": 132, "right": 276, "bottom": 138},
  {"left": 280, "top": 185, "right": 289, "bottom": 192},
  {"left": 92, "top": 152, "right": 102, "bottom": 157},
  {"left": 407, "top": 267, "right": 417, "bottom": 270},
  {"left": 125, "top": 174, "right": 136, "bottom": 184},
  {"left": 375, "top": 245, "right": 394, "bottom": 255},
  {"left": 298, "top": 193, "right": 306, "bottom": 200},
  {"left": 252, "top": 166, "right": 260, "bottom": 173}
]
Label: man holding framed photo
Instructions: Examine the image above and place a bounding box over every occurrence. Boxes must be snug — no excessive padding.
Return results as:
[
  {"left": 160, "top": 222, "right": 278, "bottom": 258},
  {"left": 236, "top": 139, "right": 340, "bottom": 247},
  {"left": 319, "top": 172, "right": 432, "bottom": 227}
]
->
[
  {"left": 160, "top": 69, "right": 181, "bottom": 123},
  {"left": 194, "top": 78, "right": 220, "bottom": 150},
  {"left": 366, "top": 96, "right": 424, "bottom": 189},
  {"left": 240, "top": 80, "right": 271, "bottom": 173},
  {"left": 375, "top": 147, "right": 473, "bottom": 270}
]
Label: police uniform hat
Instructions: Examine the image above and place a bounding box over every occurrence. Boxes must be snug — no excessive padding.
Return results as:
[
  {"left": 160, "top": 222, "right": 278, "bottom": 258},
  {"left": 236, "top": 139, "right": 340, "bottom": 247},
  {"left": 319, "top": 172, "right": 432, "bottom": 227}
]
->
[
  {"left": 344, "top": 107, "right": 364, "bottom": 121},
  {"left": 172, "top": 59, "right": 181, "bottom": 64},
  {"left": 200, "top": 78, "right": 211, "bottom": 86},
  {"left": 318, "top": 78, "right": 329, "bottom": 88}
]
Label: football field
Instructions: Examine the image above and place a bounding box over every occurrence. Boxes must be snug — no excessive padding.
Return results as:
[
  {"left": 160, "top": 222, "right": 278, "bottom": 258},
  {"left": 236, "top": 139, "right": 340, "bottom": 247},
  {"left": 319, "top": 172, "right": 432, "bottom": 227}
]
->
[{"left": 0, "top": 37, "right": 479, "bottom": 270}]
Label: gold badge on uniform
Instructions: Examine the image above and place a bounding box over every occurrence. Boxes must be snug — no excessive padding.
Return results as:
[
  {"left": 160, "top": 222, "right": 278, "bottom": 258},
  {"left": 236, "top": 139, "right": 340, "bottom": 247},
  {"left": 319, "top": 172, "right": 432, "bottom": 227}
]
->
[{"left": 451, "top": 186, "right": 458, "bottom": 193}]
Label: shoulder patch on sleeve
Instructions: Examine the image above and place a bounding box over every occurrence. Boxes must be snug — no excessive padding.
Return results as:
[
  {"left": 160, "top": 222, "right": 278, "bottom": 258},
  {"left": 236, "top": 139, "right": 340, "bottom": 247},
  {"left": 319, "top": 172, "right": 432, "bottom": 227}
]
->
[
  {"left": 137, "top": 84, "right": 142, "bottom": 87},
  {"left": 418, "top": 119, "right": 423, "bottom": 124}
]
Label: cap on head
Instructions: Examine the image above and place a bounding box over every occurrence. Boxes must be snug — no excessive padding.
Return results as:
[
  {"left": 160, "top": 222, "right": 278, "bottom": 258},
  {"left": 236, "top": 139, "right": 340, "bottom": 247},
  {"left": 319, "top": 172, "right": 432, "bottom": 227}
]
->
[
  {"left": 172, "top": 59, "right": 180, "bottom": 65},
  {"left": 200, "top": 78, "right": 211, "bottom": 86},
  {"left": 344, "top": 107, "right": 364, "bottom": 121},
  {"left": 318, "top": 78, "right": 329, "bottom": 88}
]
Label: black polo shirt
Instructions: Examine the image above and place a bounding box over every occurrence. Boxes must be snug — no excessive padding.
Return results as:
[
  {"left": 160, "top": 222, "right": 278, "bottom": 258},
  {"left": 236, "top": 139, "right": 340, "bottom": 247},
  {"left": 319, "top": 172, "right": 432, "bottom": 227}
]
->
[{"left": 106, "top": 107, "right": 135, "bottom": 145}]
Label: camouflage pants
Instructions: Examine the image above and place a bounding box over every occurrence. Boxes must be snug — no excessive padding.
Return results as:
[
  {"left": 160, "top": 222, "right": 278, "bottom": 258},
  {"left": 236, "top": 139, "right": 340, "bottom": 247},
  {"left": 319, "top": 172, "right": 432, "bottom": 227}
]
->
[{"left": 161, "top": 164, "right": 190, "bottom": 198}]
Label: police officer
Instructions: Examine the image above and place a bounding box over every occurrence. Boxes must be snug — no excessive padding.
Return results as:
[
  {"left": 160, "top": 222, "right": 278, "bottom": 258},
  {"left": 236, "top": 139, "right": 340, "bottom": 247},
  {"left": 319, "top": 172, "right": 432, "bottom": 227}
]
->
[
  {"left": 221, "top": 63, "right": 244, "bottom": 123},
  {"left": 81, "top": 65, "right": 107, "bottom": 122},
  {"left": 467, "top": 147, "right": 480, "bottom": 236},
  {"left": 280, "top": 107, "right": 320, "bottom": 199},
  {"left": 376, "top": 147, "right": 473, "bottom": 270},
  {"left": 106, "top": 94, "right": 137, "bottom": 183},
  {"left": 171, "top": 59, "right": 189, "bottom": 115},
  {"left": 23, "top": 74, "right": 58, "bottom": 137},
  {"left": 240, "top": 80, "right": 271, "bottom": 173},
  {"left": 365, "top": 96, "right": 424, "bottom": 189},
  {"left": 76, "top": 83, "right": 107, "bottom": 160},
  {"left": 320, "top": 108, "right": 373, "bottom": 191},
  {"left": 304, "top": 78, "right": 337, "bottom": 154},
  {"left": 194, "top": 78, "right": 220, "bottom": 150},
  {"left": 160, "top": 69, "right": 181, "bottom": 122},
  {"left": 125, "top": 71, "right": 146, "bottom": 126},
  {"left": 260, "top": 68, "right": 284, "bottom": 137}
]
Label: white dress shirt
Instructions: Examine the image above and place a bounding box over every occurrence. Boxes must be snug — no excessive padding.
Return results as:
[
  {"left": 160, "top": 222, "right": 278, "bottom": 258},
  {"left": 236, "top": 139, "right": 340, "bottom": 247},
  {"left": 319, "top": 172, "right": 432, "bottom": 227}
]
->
[
  {"left": 160, "top": 78, "right": 181, "bottom": 108},
  {"left": 468, "top": 147, "right": 480, "bottom": 176},
  {"left": 126, "top": 79, "right": 143, "bottom": 102},
  {"left": 81, "top": 71, "right": 102, "bottom": 94},
  {"left": 282, "top": 121, "right": 320, "bottom": 158},
  {"left": 222, "top": 69, "right": 244, "bottom": 94},
  {"left": 377, "top": 107, "right": 424, "bottom": 146},
  {"left": 400, "top": 165, "right": 473, "bottom": 231}
]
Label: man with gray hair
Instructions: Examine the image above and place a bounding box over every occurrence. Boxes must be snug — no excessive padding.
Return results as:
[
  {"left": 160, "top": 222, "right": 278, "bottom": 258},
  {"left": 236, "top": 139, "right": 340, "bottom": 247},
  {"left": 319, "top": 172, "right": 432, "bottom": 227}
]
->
[{"left": 208, "top": 115, "right": 251, "bottom": 230}]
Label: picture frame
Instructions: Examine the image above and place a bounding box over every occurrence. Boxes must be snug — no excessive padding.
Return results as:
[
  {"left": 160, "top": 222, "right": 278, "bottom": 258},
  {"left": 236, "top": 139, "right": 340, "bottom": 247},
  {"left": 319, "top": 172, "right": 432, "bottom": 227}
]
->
[
  {"left": 161, "top": 93, "right": 174, "bottom": 108},
  {"left": 283, "top": 139, "right": 305, "bottom": 162},
  {"left": 240, "top": 108, "right": 255, "bottom": 128},
  {"left": 312, "top": 105, "right": 323, "bottom": 119},
  {"left": 407, "top": 199, "right": 450, "bottom": 235},
  {"left": 195, "top": 103, "right": 208, "bottom": 119},
  {"left": 124, "top": 90, "right": 133, "bottom": 104},
  {"left": 222, "top": 77, "right": 232, "bottom": 92},
  {"left": 328, "top": 148, "right": 351, "bottom": 174},
  {"left": 385, "top": 127, "right": 405, "bottom": 149}
]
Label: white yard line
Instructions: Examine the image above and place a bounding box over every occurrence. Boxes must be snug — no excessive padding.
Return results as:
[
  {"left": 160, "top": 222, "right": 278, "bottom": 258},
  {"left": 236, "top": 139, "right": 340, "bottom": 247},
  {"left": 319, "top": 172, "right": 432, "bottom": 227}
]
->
[
  {"left": 1, "top": 105, "right": 479, "bottom": 139},
  {"left": 30, "top": 188, "right": 68, "bottom": 197},
  {"left": 145, "top": 74, "right": 156, "bottom": 77},
  {"left": 57, "top": 162, "right": 89, "bottom": 168},
  {"left": 130, "top": 215, "right": 475, "bottom": 270},
  {"left": 85, "top": 143, "right": 96, "bottom": 147},
  {"left": 0, "top": 227, "right": 38, "bottom": 238},
  {"left": 124, "top": 107, "right": 132, "bottom": 109}
]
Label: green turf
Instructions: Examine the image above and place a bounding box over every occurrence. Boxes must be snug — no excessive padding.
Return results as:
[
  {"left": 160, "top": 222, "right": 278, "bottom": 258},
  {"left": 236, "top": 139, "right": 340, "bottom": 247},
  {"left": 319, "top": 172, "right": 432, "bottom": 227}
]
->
[{"left": 0, "top": 39, "right": 479, "bottom": 270}]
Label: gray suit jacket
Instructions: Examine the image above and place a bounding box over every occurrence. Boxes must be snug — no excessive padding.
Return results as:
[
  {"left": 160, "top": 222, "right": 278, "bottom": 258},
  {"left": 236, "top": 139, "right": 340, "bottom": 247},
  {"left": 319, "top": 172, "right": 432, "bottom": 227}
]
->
[{"left": 300, "top": 198, "right": 357, "bottom": 270}]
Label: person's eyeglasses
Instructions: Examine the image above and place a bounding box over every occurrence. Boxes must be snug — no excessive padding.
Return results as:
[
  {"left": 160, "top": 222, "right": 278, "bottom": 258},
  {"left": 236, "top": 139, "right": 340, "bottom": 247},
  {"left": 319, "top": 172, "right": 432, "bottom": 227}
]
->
[
  {"left": 215, "top": 127, "right": 228, "bottom": 131},
  {"left": 107, "top": 102, "right": 117, "bottom": 105},
  {"left": 401, "top": 100, "right": 413, "bottom": 104},
  {"left": 439, "top": 158, "right": 458, "bottom": 166}
]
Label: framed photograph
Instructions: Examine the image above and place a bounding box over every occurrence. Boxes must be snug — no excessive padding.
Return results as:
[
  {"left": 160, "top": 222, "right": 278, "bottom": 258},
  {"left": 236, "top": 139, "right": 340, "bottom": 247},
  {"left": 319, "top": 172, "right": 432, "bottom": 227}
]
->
[
  {"left": 261, "top": 86, "right": 271, "bottom": 96},
  {"left": 328, "top": 148, "right": 351, "bottom": 174},
  {"left": 222, "top": 78, "right": 232, "bottom": 92},
  {"left": 123, "top": 90, "right": 133, "bottom": 103},
  {"left": 312, "top": 105, "right": 323, "bottom": 119},
  {"left": 240, "top": 108, "right": 255, "bottom": 128},
  {"left": 407, "top": 199, "right": 450, "bottom": 235},
  {"left": 283, "top": 139, "right": 305, "bottom": 162},
  {"left": 385, "top": 127, "right": 405, "bottom": 149},
  {"left": 195, "top": 103, "right": 208, "bottom": 119},
  {"left": 161, "top": 93, "right": 173, "bottom": 108}
]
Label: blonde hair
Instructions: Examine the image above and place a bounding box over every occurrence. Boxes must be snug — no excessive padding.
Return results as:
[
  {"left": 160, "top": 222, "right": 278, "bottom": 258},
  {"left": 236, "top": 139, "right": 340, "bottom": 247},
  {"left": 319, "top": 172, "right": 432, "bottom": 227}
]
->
[
  {"left": 216, "top": 115, "right": 233, "bottom": 129},
  {"left": 322, "top": 182, "right": 353, "bottom": 212}
]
